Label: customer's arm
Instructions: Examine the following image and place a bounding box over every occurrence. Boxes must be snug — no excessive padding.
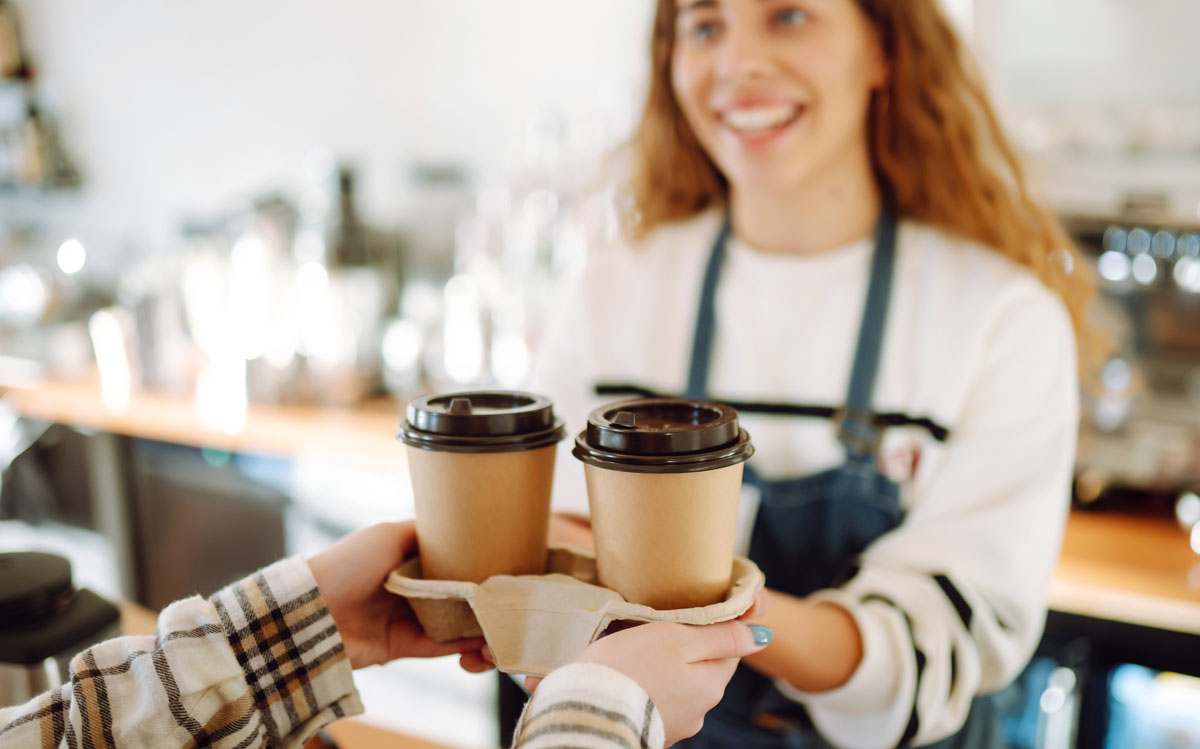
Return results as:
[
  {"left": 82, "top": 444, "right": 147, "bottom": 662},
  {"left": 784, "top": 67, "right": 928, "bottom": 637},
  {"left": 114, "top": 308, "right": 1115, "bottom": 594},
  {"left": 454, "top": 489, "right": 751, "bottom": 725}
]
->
[
  {"left": 0, "top": 558, "right": 356, "bottom": 747},
  {"left": 0, "top": 523, "right": 480, "bottom": 749}
]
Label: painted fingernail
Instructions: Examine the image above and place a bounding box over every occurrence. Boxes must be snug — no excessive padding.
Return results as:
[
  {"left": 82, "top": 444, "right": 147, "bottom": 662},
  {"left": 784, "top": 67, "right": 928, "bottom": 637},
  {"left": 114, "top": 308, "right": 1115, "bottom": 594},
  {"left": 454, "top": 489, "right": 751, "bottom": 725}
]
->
[{"left": 749, "top": 624, "right": 774, "bottom": 645}]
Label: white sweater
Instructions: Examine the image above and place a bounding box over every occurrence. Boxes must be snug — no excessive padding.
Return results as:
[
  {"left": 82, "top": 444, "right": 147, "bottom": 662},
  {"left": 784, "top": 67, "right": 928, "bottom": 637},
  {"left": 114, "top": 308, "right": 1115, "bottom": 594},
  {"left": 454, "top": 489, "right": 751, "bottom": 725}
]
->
[{"left": 532, "top": 210, "right": 1079, "bottom": 749}]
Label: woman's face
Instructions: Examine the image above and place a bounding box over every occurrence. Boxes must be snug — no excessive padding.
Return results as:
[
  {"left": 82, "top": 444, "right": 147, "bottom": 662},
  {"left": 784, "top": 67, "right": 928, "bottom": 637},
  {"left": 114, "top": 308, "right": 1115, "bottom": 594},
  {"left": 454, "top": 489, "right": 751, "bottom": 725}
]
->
[{"left": 670, "top": 0, "right": 886, "bottom": 193}]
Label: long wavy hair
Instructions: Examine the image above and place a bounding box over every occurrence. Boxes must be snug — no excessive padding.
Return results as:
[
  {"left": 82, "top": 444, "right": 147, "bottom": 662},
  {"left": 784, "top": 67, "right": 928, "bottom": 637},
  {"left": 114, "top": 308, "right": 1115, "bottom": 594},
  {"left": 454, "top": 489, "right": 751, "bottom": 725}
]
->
[{"left": 626, "top": 0, "right": 1099, "bottom": 370}]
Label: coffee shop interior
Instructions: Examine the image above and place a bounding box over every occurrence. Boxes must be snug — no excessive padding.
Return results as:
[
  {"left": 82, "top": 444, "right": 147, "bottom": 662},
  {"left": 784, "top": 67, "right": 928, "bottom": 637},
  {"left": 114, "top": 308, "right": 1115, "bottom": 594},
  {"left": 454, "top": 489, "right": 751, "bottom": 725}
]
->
[{"left": 1, "top": 0, "right": 1199, "bottom": 747}]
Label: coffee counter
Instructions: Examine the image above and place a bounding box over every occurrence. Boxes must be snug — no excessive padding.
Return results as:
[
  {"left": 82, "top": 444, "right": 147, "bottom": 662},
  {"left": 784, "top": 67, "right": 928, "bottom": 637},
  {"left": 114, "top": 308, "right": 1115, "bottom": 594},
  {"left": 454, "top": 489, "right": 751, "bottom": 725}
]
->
[
  {"left": 1051, "top": 510, "right": 1200, "bottom": 636},
  {"left": 6, "top": 375, "right": 1200, "bottom": 636},
  {"left": 1, "top": 373, "right": 406, "bottom": 466}
]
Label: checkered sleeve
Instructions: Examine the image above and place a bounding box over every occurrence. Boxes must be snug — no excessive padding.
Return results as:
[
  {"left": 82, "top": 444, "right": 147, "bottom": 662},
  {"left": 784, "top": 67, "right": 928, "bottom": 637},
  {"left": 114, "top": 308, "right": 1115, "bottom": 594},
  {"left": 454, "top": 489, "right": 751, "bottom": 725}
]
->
[
  {"left": 513, "top": 663, "right": 665, "bottom": 749},
  {"left": 0, "top": 556, "right": 362, "bottom": 748},
  {"left": 208, "top": 556, "right": 363, "bottom": 746}
]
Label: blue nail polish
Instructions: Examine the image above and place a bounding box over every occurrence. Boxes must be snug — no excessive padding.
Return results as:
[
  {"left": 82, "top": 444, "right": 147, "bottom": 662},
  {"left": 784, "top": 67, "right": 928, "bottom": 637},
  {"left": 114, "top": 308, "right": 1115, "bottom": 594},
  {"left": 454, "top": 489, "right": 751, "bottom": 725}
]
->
[{"left": 750, "top": 624, "right": 774, "bottom": 645}]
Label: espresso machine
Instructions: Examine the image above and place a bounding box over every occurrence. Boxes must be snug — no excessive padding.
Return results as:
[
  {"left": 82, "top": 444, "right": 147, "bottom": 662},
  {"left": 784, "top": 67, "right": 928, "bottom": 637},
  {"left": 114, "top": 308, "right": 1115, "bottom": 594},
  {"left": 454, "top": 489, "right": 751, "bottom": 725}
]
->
[
  {"left": 0, "top": 551, "right": 120, "bottom": 706},
  {"left": 1065, "top": 210, "right": 1200, "bottom": 534}
]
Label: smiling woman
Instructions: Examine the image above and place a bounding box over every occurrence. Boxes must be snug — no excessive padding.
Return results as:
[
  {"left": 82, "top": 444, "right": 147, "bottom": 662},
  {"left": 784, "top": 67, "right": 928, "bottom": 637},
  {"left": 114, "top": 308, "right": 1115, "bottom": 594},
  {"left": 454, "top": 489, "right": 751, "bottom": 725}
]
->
[{"left": 533, "top": 0, "right": 1096, "bottom": 747}]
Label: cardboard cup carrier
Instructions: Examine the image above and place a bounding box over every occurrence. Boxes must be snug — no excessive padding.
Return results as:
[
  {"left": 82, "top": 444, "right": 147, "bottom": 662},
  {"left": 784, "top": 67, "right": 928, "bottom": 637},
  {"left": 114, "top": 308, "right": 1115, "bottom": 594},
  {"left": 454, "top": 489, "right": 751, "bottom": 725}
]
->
[
  {"left": 389, "top": 393, "right": 763, "bottom": 677},
  {"left": 386, "top": 546, "right": 763, "bottom": 677}
]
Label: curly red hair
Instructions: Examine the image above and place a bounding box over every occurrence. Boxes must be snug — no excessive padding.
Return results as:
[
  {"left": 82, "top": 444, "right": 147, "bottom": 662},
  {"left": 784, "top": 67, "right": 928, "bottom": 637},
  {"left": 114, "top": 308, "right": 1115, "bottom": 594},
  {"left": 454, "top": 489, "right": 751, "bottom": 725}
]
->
[{"left": 626, "top": 0, "right": 1100, "bottom": 369}]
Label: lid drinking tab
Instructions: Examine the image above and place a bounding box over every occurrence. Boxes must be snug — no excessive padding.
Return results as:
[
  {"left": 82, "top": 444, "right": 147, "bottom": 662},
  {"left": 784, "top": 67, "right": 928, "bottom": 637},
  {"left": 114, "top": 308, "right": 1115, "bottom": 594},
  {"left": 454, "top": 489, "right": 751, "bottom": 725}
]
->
[{"left": 613, "top": 411, "right": 637, "bottom": 429}]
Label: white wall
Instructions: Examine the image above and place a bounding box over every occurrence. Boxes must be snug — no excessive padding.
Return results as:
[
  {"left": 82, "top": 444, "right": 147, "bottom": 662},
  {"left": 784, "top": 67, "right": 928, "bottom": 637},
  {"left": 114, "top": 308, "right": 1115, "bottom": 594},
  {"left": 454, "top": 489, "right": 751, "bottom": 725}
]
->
[
  {"left": 986, "top": 0, "right": 1200, "bottom": 106},
  {"left": 13, "top": 1, "right": 653, "bottom": 252},
  {"left": 15, "top": 0, "right": 1196, "bottom": 258}
]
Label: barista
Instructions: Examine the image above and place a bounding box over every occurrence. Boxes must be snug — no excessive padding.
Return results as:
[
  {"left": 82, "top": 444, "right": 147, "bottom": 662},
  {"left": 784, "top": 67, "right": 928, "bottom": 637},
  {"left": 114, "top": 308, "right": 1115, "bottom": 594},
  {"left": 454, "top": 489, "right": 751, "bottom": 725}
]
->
[{"left": 536, "top": 1, "right": 1091, "bottom": 746}]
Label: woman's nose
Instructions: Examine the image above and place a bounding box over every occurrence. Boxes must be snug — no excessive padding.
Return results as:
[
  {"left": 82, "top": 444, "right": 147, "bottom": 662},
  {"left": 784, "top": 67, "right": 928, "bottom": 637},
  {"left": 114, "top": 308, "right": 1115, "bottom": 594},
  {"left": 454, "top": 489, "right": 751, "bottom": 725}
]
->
[{"left": 714, "top": 22, "right": 772, "bottom": 81}]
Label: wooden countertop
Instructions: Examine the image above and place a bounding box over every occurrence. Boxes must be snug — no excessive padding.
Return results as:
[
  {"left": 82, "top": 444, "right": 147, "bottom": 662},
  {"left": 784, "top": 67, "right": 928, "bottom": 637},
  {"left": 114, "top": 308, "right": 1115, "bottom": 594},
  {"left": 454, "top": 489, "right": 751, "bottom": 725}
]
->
[
  {"left": 1050, "top": 510, "right": 1200, "bottom": 635},
  {"left": 1, "top": 374, "right": 407, "bottom": 466},
  {"left": 14, "top": 376, "right": 1200, "bottom": 636}
]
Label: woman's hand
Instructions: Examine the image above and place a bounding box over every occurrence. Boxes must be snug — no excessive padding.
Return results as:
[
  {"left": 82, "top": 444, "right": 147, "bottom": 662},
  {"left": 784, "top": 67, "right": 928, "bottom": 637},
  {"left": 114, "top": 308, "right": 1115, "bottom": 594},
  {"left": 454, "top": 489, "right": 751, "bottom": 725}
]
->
[
  {"left": 741, "top": 589, "right": 863, "bottom": 693},
  {"left": 307, "top": 521, "right": 485, "bottom": 670},
  {"left": 527, "top": 621, "right": 773, "bottom": 746},
  {"left": 548, "top": 512, "right": 595, "bottom": 547}
]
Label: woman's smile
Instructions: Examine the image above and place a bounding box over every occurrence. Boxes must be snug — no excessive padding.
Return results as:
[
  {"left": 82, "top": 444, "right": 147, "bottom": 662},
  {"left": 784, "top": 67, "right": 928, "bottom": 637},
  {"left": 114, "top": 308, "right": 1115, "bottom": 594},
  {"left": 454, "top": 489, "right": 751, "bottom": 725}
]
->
[{"left": 714, "top": 99, "right": 809, "bottom": 148}]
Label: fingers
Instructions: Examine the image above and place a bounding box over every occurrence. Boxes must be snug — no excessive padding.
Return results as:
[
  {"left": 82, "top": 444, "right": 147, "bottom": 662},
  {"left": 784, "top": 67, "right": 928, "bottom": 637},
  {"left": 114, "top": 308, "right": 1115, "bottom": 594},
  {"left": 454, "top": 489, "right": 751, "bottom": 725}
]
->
[
  {"left": 459, "top": 645, "right": 496, "bottom": 673},
  {"left": 406, "top": 637, "right": 487, "bottom": 659},
  {"left": 736, "top": 591, "right": 769, "bottom": 621},
  {"left": 692, "top": 655, "right": 741, "bottom": 689},
  {"left": 432, "top": 637, "right": 489, "bottom": 657},
  {"left": 459, "top": 650, "right": 496, "bottom": 673},
  {"left": 678, "top": 716, "right": 706, "bottom": 745},
  {"left": 378, "top": 520, "right": 418, "bottom": 561},
  {"left": 524, "top": 676, "right": 543, "bottom": 692},
  {"left": 548, "top": 514, "right": 595, "bottom": 547},
  {"left": 683, "top": 621, "right": 773, "bottom": 662},
  {"left": 391, "top": 616, "right": 486, "bottom": 659}
]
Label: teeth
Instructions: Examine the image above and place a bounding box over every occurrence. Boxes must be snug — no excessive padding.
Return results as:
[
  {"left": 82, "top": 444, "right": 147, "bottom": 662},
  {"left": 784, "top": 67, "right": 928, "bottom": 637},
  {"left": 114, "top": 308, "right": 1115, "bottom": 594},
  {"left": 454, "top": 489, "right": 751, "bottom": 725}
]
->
[{"left": 723, "top": 105, "right": 799, "bottom": 133}]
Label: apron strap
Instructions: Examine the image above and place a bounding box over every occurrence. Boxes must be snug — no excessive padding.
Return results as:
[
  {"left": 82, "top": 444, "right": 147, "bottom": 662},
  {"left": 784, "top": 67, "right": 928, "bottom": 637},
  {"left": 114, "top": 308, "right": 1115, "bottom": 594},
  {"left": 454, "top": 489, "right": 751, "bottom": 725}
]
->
[
  {"left": 684, "top": 209, "right": 900, "bottom": 457},
  {"left": 685, "top": 217, "right": 731, "bottom": 400},
  {"left": 838, "top": 210, "right": 898, "bottom": 457}
]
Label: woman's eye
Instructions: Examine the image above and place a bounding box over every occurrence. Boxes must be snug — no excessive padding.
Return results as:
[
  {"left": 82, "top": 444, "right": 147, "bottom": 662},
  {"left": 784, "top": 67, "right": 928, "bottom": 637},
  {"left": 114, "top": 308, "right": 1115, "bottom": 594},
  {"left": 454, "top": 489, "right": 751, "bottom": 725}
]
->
[
  {"left": 685, "top": 19, "right": 722, "bottom": 41},
  {"left": 774, "top": 8, "right": 810, "bottom": 26}
]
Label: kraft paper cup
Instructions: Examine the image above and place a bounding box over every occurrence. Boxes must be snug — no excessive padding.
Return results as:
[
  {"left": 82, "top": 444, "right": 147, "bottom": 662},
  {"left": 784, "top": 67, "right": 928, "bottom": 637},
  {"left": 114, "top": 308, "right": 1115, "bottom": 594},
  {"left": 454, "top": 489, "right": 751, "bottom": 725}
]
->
[
  {"left": 400, "top": 391, "right": 566, "bottom": 583},
  {"left": 573, "top": 399, "right": 754, "bottom": 609}
]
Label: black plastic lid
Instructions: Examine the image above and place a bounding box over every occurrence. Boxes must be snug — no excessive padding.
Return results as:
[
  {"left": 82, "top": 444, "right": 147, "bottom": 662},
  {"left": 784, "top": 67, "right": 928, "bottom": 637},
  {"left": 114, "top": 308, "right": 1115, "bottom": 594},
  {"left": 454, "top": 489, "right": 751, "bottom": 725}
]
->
[
  {"left": 0, "top": 552, "right": 75, "bottom": 627},
  {"left": 398, "top": 390, "right": 566, "bottom": 453},
  {"left": 573, "top": 398, "right": 754, "bottom": 473}
]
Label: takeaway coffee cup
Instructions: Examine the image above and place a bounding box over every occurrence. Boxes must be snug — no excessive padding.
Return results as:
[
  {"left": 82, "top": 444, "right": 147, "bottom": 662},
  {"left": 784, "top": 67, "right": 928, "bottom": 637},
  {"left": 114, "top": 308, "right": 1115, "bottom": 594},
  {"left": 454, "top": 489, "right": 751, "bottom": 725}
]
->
[
  {"left": 399, "top": 391, "right": 566, "bottom": 583},
  {"left": 572, "top": 399, "right": 754, "bottom": 609}
]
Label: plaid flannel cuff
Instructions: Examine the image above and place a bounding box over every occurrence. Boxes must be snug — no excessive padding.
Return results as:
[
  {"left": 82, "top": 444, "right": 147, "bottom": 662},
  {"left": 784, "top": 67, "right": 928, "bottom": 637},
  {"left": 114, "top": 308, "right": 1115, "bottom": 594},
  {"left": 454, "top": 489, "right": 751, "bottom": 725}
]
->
[
  {"left": 209, "top": 556, "right": 363, "bottom": 747},
  {"left": 514, "top": 663, "right": 665, "bottom": 749}
]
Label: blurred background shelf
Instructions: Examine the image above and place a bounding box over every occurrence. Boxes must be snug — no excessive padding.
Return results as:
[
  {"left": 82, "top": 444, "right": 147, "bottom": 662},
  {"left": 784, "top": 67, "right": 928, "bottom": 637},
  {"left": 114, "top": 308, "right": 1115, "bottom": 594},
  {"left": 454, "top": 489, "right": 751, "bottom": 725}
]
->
[{"left": 1, "top": 369, "right": 407, "bottom": 464}]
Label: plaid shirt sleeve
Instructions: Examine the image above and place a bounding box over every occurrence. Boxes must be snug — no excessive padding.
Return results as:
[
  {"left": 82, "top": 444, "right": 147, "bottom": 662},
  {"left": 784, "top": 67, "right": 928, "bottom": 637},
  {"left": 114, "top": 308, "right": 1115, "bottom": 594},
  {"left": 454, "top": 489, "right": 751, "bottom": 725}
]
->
[
  {"left": 512, "top": 663, "right": 665, "bottom": 749},
  {"left": 0, "top": 556, "right": 362, "bottom": 748}
]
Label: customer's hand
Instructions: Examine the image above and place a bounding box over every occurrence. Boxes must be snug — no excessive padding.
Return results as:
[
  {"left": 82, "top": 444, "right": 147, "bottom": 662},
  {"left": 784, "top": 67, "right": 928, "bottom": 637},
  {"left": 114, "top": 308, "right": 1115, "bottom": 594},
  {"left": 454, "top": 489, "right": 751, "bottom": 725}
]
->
[
  {"left": 528, "top": 621, "right": 773, "bottom": 746},
  {"left": 308, "top": 521, "right": 485, "bottom": 669}
]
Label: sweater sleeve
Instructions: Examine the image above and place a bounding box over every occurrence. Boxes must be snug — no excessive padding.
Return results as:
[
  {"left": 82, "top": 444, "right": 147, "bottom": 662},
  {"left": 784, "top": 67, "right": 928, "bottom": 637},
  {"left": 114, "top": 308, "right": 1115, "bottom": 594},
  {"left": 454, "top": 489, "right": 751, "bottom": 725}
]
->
[
  {"left": 0, "top": 557, "right": 362, "bottom": 748},
  {"left": 512, "top": 663, "right": 666, "bottom": 749},
  {"left": 775, "top": 281, "right": 1079, "bottom": 748}
]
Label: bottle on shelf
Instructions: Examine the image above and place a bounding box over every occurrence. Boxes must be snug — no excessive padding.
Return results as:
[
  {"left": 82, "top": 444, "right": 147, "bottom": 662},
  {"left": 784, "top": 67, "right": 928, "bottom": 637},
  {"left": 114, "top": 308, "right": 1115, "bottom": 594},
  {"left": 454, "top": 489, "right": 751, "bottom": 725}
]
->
[
  {"left": 15, "top": 101, "right": 51, "bottom": 186},
  {"left": 0, "top": 1, "right": 27, "bottom": 81}
]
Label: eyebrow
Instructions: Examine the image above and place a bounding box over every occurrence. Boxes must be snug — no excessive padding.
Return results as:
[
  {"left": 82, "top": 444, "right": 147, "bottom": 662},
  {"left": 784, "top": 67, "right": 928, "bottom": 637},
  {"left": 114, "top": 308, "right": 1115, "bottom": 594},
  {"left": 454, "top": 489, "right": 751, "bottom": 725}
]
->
[{"left": 678, "top": 0, "right": 813, "bottom": 11}]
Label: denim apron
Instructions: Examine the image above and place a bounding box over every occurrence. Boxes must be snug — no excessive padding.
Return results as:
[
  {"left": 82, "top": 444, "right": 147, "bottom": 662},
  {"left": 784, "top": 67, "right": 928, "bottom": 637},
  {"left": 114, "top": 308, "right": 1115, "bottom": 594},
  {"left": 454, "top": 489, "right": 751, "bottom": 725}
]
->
[{"left": 674, "top": 212, "right": 1003, "bottom": 748}]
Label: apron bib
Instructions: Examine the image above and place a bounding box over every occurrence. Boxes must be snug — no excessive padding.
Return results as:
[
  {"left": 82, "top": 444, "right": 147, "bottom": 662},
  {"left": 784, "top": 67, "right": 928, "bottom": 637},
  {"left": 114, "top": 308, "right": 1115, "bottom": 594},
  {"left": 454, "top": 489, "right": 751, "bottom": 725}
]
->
[{"left": 674, "top": 212, "right": 1001, "bottom": 748}]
